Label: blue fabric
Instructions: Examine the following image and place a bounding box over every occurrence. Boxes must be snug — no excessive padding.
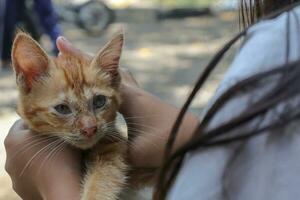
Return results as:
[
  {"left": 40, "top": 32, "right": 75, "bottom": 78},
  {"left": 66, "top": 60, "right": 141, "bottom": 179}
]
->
[
  {"left": 34, "top": 0, "right": 62, "bottom": 54},
  {"left": 1, "top": 0, "right": 19, "bottom": 61},
  {"left": 0, "top": 0, "right": 6, "bottom": 61},
  {"left": 0, "top": 0, "right": 61, "bottom": 59}
]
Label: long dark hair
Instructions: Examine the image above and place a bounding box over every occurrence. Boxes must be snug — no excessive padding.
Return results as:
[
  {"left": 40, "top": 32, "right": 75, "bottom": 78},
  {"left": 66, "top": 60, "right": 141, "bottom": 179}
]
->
[
  {"left": 154, "top": 1, "right": 300, "bottom": 199},
  {"left": 240, "top": 0, "right": 299, "bottom": 27}
]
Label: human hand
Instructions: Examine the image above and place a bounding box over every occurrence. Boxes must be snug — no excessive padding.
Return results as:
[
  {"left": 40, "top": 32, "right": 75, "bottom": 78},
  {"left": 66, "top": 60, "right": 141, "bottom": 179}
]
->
[{"left": 5, "top": 120, "right": 82, "bottom": 200}]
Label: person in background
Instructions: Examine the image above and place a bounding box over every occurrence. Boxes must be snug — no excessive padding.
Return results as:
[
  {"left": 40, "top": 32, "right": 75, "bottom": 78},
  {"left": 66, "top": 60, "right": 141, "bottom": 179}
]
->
[
  {"left": 33, "top": 0, "right": 62, "bottom": 55},
  {"left": 0, "top": 0, "right": 6, "bottom": 70},
  {"left": 0, "top": 0, "right": 62, "bottom": 70}
]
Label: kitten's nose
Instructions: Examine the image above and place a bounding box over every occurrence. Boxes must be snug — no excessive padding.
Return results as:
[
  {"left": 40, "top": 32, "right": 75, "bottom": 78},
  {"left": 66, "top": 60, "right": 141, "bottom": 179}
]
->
[{"left": 81, "top": 126, "right": 97, "bottom": 138}]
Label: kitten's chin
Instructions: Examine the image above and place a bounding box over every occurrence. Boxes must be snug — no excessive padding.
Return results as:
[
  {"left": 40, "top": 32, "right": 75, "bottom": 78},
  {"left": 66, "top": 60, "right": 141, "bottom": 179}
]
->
[
  {"left": 72, "top": 141, "right": 97, "bottom": 150},
  {"left": 69, "top": 135, "right": 104, "bottom": 150}
]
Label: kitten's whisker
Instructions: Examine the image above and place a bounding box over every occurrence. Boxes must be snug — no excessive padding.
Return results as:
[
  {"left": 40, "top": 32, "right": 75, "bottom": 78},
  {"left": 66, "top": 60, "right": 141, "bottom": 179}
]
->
[
  {"left": 122, "top": 114, "right": 161, "bottom": 121},
  {"left": 49, "top": 141, "right": 66, "bottom": 161},
  {"left": 127, "top": 127, "right": 157, "bottom": 135},
  {"left": 127, "top": 128, "right": 164, "bottom": 140},
  {"left": 47, "top": 141, "right": 66, "bottom": 169},
  {"left": 37, "top": 139, "right": 65, "bottom": 174},
  {"left": 105, "top": 137, "right": 119, "bottom": 144},
  {"left": 106, "top": 117, "right": 166, "bottom": 134},
  {"left": 12, "top": 134, "right": 48, "bottom": 147},
  {"left": 128, "top": 135, "right": 161, "bottom": 151},
  {"left": 11, "top": 136, "right": 57, "bottom": 160},
  {"left": 43, "top": 131, "right": 71, "bottom": 136},
  {"left": 126, "top": 124, "right": 161, "bottom": 134},
  {"left": 105, "top": 121, "right": 162, "bottom": 153},
  {"left": 19, "top": 139, "right": 60, "bottom": 177},
  {"left": 61, "top": 135, "right": 73, "bottom": 141},
  {"left": 106, "top": 133, "right": 126, "bottom": 141},
  {"left": 127, "top": 129, "right": 164, "bottom": 149},
  {"left": 103, "top": 127, "right": 124, "bottom": 133},
  {"left": 105, "top": 127, "right": 162, "bottom": 152},
  {"left": 11, "top": 134, "right": 55, "bottom": 152},
  {"left": 108, "top": 119, "right": 162, "bottom": 133},
  {"left": 106, "top": 133, "right": 127, "bottom": 143},
  {"left": 102, "top": 122, "right": 117, "bottom": 128}
]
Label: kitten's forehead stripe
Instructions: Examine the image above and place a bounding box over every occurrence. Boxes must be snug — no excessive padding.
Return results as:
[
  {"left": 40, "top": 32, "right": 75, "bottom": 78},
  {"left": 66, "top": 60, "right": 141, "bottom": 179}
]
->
[
  {"left": 55, "top": 55, "right": 113, "bottom": 104},
  {"left": 59, "top": 55, "right": 88, "bottom": 86},
  {"left": 57, "top": 56, "right": 90, "bottom": 102},
  {"left": 61, "top": 67, "right": 73, "bottom": 88},
  {"left": 79, "top": 64, "right": 87, "bottom": 86}
]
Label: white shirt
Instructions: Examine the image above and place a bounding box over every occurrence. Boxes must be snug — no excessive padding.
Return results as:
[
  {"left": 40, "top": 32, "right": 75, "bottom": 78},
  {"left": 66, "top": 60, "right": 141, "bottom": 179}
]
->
[{"left": 168, "top": 5, "right": 300, "bottom": 200}]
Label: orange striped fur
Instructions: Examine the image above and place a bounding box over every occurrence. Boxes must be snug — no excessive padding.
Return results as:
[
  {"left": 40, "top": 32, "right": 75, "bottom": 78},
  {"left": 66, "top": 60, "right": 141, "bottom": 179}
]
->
[{"left": 11, "top": 32, "right": 131, "bottom": 200}]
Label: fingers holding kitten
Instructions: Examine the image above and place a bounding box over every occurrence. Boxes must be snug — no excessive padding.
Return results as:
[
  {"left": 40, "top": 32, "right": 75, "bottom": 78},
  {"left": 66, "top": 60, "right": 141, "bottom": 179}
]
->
[
  {"left": 4, "top": 119, "right": 31, "bottom": 150},
  {"left": 56, "top": 36, "right": 93, "bottom": 61}
]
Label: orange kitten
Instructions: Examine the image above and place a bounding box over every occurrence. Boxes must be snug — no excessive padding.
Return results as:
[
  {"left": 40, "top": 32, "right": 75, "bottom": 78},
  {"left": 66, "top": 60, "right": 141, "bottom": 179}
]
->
[{"left": 12, "top": 32, "right": 128, "bottom": 200}]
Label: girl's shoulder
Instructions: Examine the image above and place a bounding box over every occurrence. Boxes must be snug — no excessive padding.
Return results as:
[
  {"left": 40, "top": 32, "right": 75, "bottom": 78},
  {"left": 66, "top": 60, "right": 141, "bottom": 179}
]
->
[{"left": 222, "top": 5, "right": 300, "bottom": 90}]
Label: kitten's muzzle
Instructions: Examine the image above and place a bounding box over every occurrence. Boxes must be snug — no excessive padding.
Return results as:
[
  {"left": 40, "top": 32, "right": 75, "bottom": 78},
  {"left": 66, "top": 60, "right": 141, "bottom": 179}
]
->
[
  {"left": 76, "top": 115, "right": 98, "bottom": 139},
  {"left": 80, "top": 126, "right": 97, "bottom": 139}
]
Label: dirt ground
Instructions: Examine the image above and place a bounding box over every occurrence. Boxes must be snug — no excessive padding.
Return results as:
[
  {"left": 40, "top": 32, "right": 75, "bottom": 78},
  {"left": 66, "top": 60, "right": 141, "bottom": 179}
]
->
[{"left": 0, "top": 12, "right": 238, "bottom": 199}]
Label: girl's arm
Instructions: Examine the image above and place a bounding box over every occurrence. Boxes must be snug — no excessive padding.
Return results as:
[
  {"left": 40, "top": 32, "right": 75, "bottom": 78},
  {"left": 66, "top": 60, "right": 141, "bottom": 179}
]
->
[
  {"left": 120, "top": 83, "right": 199, "bottom": 167},
  {"left": 4, "top": 37, "right": 199, "bottom": 199}
]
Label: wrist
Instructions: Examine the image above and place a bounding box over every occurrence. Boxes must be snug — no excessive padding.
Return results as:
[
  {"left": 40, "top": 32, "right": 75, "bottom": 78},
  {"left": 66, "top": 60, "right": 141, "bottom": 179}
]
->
[
  {"left": 39, "top": 178, "right": 81, "bottom": 200},
  {"left": 37, "top": 162, "right": 81, "bottom": 200}
]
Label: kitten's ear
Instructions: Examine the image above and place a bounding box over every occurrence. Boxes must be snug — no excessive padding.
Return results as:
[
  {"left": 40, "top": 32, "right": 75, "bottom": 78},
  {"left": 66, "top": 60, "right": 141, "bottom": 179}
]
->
[
  {"left": 11, "top": 33, "right": 49, "bottom": 92},
  {"left": 91, "top": 33, "right": 123, "bottom": 85}
]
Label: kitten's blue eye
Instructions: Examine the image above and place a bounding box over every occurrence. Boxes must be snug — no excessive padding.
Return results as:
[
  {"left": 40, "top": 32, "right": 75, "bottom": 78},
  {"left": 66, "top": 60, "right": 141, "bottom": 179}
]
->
[
  {"left": 54, "top": 104, "right": 72, "bottom": 115},
  {"left": 93, "top": 95, "right": 106, "bottom": 109}
]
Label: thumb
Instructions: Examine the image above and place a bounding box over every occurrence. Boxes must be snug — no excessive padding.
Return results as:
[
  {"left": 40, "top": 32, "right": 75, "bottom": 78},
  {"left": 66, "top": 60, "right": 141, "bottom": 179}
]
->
[{"left": 56, "top": 36, "right": 83, "bottom": 57}]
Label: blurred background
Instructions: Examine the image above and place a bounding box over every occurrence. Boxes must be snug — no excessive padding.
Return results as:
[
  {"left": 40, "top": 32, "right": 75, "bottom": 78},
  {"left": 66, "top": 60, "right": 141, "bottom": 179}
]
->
[{"left": 0, "top": 0, "right": 239, "bottom": 199}]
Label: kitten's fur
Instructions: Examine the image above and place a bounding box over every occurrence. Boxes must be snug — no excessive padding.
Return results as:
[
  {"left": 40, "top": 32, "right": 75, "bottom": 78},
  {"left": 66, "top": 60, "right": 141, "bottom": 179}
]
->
[{"left": 12, "top": 32, "right": 130, "bottom": 200}]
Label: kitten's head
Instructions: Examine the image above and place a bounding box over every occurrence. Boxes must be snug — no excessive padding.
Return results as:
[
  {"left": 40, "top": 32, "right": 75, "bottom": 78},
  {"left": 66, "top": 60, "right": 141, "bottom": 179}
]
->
[{"left": 12, "top": 32, "right": 123, "bottom": 149}]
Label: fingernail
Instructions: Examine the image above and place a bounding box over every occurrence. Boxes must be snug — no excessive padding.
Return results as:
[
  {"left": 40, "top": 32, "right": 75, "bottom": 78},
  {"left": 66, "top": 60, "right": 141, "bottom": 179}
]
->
[{"left": 58, "top": 36, "right": 71, "bottom": 45}]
